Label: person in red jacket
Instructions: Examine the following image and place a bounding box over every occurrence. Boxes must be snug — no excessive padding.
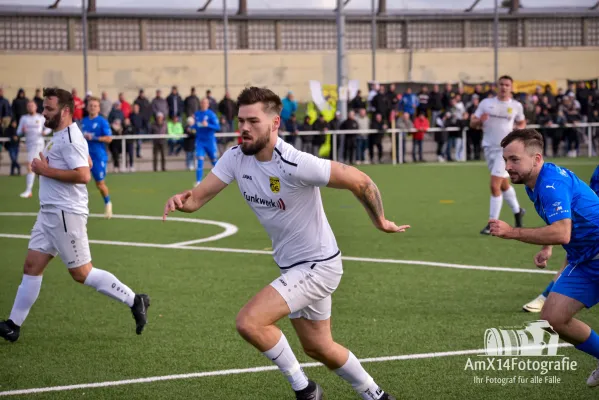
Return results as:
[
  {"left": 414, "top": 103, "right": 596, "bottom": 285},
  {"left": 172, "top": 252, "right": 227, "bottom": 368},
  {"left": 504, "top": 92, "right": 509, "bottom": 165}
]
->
[
  {"left": 118, "top": 93, "right": 131, "bottom": 119},
  {"left": 412, "top": 111, "right": 430, "bottom": 162},
  {"left": 72, "top": 88, "right": 84, "bottom": 121}
]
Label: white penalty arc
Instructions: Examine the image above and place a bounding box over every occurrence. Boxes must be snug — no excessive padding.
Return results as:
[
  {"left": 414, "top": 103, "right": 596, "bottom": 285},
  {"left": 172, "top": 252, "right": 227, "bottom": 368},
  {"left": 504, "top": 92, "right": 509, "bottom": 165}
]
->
[{"left": 0, "top": 212, "right": 238, "bottom": 246}]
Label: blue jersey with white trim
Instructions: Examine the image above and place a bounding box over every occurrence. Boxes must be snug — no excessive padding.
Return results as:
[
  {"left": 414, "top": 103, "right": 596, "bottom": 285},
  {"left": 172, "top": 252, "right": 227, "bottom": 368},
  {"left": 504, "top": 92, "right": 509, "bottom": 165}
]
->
[
  {"left": 525, "top": 163, "right": 599, "bottom": 266},
  {"left": 81, "top": 115, "right": 111, "bottom": 160}
]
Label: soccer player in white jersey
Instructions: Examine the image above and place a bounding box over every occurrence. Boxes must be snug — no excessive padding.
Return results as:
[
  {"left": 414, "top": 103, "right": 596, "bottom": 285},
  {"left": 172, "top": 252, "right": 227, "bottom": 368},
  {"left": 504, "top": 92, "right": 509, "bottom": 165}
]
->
[
  {"left": 471, "top": 75, "right": 527, "bottom": 235},
  {"left": 164, "top": 87, "right": 408, "bottom": 400},
  {"left": 0, "top": 88, "right": 150, "bottom": 343},
  {"left": 17, "top": 100, "right": 51, "bottom": 198}
]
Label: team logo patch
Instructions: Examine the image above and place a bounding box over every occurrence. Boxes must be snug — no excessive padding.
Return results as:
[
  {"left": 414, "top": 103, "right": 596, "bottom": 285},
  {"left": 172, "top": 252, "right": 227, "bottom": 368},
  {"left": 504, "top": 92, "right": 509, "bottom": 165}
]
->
[
  {"left": 269, "top": 176, "right": 280, "bottom": 193},
  {"left": 507, "top": 107, "right": 513, "bottom": 114},
  {"left": 45, "top": 141, "right": 54, "bottom": 152}
]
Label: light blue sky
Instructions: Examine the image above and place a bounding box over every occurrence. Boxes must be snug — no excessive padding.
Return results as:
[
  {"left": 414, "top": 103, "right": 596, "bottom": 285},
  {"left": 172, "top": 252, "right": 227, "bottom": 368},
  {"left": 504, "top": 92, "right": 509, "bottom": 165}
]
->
[{"left": 0, "top": 0, "right": 594, "bottom": 10}]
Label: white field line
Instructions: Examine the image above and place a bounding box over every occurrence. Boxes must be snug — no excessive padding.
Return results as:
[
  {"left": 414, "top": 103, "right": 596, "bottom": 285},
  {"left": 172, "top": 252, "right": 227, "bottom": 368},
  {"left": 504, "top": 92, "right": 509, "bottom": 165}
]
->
[
  {"left": 0, "top": 212, "right": 238, "bottom": 246},
  {"left": 0, "top": 344, "right": 574, "bottom": 397},
  {"left": 0, "top": 233, "right": 556, "bottom": 275}
]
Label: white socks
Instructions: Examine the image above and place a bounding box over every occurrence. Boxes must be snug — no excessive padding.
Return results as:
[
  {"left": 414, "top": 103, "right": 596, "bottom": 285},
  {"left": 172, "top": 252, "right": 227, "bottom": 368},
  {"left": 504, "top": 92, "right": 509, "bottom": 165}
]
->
[
  {"left": 9, "top": 274, "right": 43, "bottom": 326},
  {"left": 502, "top": 186, "right": 521, "bottom": 214},
  {"left": 84, "top": 267, "right": 135, "bottom": 307},
  {"left": 262, "top": 333, "right": 309, "bottom": 391},
  {"left": 335, "top": 351, "right": 385, "bottom": 400},
  {"left": 25, "top": 172, "right": 35, "bottom": 193},
  {"left": 490, "top": 194, "right": 503, "bottom": 220}
]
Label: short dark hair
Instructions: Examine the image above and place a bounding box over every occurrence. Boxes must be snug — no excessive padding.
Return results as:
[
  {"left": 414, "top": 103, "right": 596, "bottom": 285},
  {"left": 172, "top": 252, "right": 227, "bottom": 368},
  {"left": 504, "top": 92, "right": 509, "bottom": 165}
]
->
[
  {"left": 498, "top": 75, "right": 513, "bottom": 83},
  {"left": 237, "top": 87, "right": 283, "bottom": 115},
  {"left": 43, "top": 87, "right": 74, "bottom": 115},
  {"left": 500, "top": 128, "right": 544, "bottom": 152}
]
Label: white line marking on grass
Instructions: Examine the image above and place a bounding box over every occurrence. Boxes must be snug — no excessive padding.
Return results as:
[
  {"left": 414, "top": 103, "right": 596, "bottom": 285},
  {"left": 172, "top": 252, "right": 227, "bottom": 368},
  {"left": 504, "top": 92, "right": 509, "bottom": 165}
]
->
[
  {"left": 0, "top": 344, "right": 574, "bottom": 396},
  {"left": 0, "top": 233, "right": 557, "bottom": 275},
  {"left": 0, "top": 212, "right": 238, "bottom": 246}
]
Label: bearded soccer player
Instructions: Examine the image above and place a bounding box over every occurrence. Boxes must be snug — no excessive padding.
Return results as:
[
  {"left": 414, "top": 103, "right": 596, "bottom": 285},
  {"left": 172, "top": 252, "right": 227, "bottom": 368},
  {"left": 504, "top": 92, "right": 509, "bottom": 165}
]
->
[
  {"left": 522, "top": 163, "right": 599, "bottom": 313},
  {"left": 0, "top": 88, "right": 150, "bottom": 343},
  {"left": 490, "top": 129, "right": 599, "bottom": 387},
  {"left": 471, "top": 75, "right": 526, "bottom": 235},
  {"left": 164, "top": 87, "right": 406, "bottom": 400},
  {"left": 17, "top": 100, "right": 51, "bottom": 198},
  {"left": 81, "top": 97, "right": 113, "bottom": 218}
]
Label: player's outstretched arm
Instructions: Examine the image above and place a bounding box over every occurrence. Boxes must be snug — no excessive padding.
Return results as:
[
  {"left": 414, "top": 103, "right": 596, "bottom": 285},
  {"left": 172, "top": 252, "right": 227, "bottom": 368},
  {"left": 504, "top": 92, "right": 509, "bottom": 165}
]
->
[
  {"left": 163, "top": 172, "right": 228, "bottom": 220},
  {"left": 489, "top": 218, "right": 571, "bottom": 245},
  {"left": 326, "top": 161, "right": 410, "bottom": 233}
]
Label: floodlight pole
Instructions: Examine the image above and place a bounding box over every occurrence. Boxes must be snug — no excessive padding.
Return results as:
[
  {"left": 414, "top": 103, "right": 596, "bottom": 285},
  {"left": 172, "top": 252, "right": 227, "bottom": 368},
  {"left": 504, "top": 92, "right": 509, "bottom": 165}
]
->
[
  {"left": 224, "top": 0, "right": 229, "bottom": 93},
  {"left": 82, "top": 0, "right": 89, "bottom": 95},
  {"left": 493, "top": 0, "right": 499, "bottom": 82},
  {"left": 371, "top": 0, "right": 376, "bottom": 82},
  {"left": 336, "top": 0, "right": 347, "bottom": 121}
]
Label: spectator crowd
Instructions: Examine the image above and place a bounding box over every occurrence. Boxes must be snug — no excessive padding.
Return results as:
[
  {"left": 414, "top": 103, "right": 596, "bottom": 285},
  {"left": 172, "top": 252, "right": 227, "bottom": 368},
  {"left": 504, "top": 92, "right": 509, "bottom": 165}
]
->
[{"left": 1, "top": 80, "right": 598, "bottom": 175}]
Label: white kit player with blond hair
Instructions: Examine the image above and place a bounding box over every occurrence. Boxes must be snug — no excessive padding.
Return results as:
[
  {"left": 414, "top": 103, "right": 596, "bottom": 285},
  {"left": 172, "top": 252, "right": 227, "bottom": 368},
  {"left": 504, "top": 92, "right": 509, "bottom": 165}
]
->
[
  {"left": 471, "top": 75, "right": 527, "bottom": 236},
  {"left": 164, "top": 87, "right": 409, "bottom": 400},
  {"left": 17, "top": 100, "right": 52, "bottom": 198},
  {"left": 0, "top": 87, "right": 150, "bottom": 343}
]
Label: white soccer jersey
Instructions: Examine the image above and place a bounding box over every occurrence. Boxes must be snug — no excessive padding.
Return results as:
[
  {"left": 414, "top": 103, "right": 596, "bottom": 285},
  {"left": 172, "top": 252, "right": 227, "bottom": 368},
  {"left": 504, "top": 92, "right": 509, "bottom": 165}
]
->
[
  {"left": 211, "top": 138, "right": 339, "bottom": 269},
  {"left": 39, "top": 123, "right": 90, "bottom": 215},
  {"left": 474, "top": 97, "right": 525, "bottom": 149},
  {"left": 17, "top": 114, "right": 51, "bottom": 151}
]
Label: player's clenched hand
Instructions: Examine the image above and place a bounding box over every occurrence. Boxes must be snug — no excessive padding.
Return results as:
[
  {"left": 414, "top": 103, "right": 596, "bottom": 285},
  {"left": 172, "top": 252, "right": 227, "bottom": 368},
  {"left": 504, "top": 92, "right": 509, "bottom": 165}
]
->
[
  {"left": 534, "top": 247, "right": 553, "bottom": 269},
  {"left": 480, "top": 113, "right": 490, "bottom": 122},
  {"left": 31, "top": 152, "right": 49, "bottom": 176},
  {"left": 163, "top": 191, "right": 193, "bottom": 221},
  {"left": 488, "top": 218, "right": 513, "bottom": 239},
  {"left": 377, "top": 219, "right": 410, "bottom": 233}
]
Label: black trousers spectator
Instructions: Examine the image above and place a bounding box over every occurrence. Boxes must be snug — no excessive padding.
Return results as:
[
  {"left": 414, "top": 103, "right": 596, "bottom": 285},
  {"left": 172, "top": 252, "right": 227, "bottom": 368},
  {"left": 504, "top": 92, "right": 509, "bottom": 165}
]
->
[
  {"left": 8, "top": 145, "right": 20, "bottom": 175},
  {"left": 126, "top": 140, "right": 134, "bottom": 168},
  {"left": 469, "top": 130, "right": 482, "bottom": 160},
  {"left": 109, "top": 141, "right": 122, "bottom": 169},
  {"left": 344, "top": 134, "right": 356, "bottom": 164},
  {"left": 153, "top": 140, "right": 166, "bottom": 171},
  {"left": 368, "top": 133, "right": 383, "bottom": 163},
  {"left": 412, "top": 139, "right": 423, "bottom": 162}
]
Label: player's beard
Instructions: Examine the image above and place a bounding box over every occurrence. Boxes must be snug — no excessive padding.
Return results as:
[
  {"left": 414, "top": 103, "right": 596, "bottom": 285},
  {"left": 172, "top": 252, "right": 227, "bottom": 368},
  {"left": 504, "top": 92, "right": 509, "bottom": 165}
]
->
[
  {"left": 44, "top": 112, "right": 61, "bottom": 130},
  {"left": 508, "top": 168, "right": 532, "bottom": 184},
  {"left": 241, "top": 126, "right": 271, "bottom": 156}
]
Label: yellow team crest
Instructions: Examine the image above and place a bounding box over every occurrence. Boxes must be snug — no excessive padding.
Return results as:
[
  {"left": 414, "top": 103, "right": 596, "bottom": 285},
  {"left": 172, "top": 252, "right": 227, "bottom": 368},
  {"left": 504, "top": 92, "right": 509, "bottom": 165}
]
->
[
  {"left": 269, "top": 176, "right": 280, "bottom": 194},
  {"left": 45, "top": 141, "right": 54, "bottom": 152},
  {"left": 507, "top": 107, "right": 513, "bottom": 115}
]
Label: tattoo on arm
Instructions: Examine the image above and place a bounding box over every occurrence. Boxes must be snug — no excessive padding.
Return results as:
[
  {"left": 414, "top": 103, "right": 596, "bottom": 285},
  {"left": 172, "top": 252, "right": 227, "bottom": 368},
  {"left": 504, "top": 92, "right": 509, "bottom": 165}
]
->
[{"left": 357, "top": 180, "right": 384, "bottom": 222}]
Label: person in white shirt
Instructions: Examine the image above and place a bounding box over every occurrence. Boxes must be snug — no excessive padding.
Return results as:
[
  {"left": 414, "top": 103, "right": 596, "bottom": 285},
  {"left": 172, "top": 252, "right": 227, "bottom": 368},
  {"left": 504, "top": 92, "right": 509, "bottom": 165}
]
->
[
  {"left": 0, "top": 88, "right": 150, "bottom": 343},
  {"left": 17, "top": 100, "right": 51, "bottom": 198},
  {"left": 471, "top": 75, "right": 527, "bottom": 235},
  {"left": 163, "top": 87, "right": 408, "bottom": 400}
]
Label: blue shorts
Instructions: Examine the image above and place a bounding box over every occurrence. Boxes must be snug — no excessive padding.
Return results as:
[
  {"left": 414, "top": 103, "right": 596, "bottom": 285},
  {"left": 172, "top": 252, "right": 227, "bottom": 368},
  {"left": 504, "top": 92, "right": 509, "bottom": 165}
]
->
[
  {"left": 196, "top": 140, "right": 218, "bottom": 163},
  {"left": 90, "top": 157, "right": 107, "bottom": 182},
  {"left": 552, "top": 260, "right": 599, "bottom": 308}
]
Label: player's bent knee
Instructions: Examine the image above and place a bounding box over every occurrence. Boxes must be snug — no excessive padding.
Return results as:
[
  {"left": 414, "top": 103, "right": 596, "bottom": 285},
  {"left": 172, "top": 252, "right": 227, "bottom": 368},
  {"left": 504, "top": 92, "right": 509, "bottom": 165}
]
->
[
  {"left": 69, "top": 263, "right": 93, "bottom": 284},
  {"left": 540, "top": 308, "right": 570, "bottom": 332},
  {"left": 235, "top": 312, "right": 259, "bottom": 340},
  {"left": 302, "top": 342, "right": 332, "bottom": 361},
  {"left": 23, "top": 251, "right": 51, "bottom": 276}
]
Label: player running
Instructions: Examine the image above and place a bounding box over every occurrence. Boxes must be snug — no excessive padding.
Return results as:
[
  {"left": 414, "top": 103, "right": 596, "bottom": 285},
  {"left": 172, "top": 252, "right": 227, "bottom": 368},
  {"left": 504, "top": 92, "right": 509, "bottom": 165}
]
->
[
  {"left": 490, "top": 129, "right": 599, "bottom": 388},
  {"left": 193, "top": 97, "right": 220, "bottom": 186},
  {"left": 471, "top": 75, "right": 527, "bottom": 235},
  {"left": 81, "top": 97, "right": 113, "bottom": 218},
  {"left": 0, "top": 87, "right": 149, "bottom": 343},
  {"left": 522, "top": 164, "right": 599, "bottom": 313},
  {"left": 17, "top": 100, "right": 51, "bottom": 198},
  {"left": 164, "top": 87, "right": 406, "bottom": 400}
]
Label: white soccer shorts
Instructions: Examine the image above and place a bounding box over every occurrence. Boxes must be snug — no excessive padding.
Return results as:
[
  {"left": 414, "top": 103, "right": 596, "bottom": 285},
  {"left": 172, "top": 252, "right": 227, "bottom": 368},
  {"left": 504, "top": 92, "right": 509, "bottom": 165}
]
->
[
  {"left": 484, "top": 147, "right": 509, "bottom": 178},
  {"left": 270, "top": 254, "right": 343, "bottom": 321},
  {"left": 28, "top": 206, "right": 91, "bottom": 269},
  {"left": 27, "top": 142, "right": 45, "bottom": 163}
]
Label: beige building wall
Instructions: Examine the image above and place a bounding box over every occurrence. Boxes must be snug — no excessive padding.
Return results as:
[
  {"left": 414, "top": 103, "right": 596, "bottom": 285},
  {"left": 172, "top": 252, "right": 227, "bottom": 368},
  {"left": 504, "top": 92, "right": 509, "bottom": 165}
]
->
[{"left": 0, "top": 47, "right": 597, "bottom": 102}]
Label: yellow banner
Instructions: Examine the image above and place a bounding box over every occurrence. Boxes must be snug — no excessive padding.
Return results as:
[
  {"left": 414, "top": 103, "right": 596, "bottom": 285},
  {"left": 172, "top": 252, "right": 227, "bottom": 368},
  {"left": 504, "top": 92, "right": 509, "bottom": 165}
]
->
[{"left": 513, "top": 80, "right": 557, "bottom": 94}]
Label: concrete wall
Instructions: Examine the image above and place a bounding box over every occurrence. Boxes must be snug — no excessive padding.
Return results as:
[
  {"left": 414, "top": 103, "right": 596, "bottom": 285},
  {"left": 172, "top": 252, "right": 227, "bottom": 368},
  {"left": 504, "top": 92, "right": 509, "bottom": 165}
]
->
[{"left": 0, "top": 47, "right": 598, "bottom": 102}]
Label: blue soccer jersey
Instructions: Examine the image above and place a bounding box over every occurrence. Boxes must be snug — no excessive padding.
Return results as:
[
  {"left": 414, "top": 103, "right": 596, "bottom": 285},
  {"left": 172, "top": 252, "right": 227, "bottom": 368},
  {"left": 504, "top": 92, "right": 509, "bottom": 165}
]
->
[
  {"left": 590, "top": 164, "right": 599, "bottom": 195},
  {"left": 81, "top": 115, "right": 111, "bottom": 160},
  {"left": 194, "top": 109, "right": 220, "bottom": 143},
  {"left": 525, "top": 163, "right": 599, "bottom": 267}
]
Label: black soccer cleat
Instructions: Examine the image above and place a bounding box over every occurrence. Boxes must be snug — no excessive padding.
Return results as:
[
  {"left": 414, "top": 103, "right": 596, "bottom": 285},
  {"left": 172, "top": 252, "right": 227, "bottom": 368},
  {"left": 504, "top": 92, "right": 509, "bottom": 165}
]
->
[
  {"left": 295, "top": 380, "right": 324, "bottom": 400},
  {"left": 0, "top": 319, "right": 20, "bottom": 343},
  {"left": 480, "top": 224, "right": 491, "bottom": 235},
  {"left": 380, "top": 393, "right": 397, "bottom": 400},
  {"left": 514, "top": 208, "right": 526, "bottom": 228},
  {"left": 130, "top": 294, "right": 150, "bottom": 335}
]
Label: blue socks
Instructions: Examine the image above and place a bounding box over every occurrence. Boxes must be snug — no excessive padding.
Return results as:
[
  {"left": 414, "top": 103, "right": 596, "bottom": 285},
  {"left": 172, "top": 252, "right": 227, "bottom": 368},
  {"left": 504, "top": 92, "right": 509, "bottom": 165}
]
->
[
  {"left": 196, "top": 158, "right": 205, "bottom": 183},
  {"left": 103, "top": 195, "right": 111, "bottom": 205},
  {"left": 576, "top": 330, "right": 599, "bottom": 359},
  {"left": 542, "top": 281, "right": 554, "bottom": 297}
]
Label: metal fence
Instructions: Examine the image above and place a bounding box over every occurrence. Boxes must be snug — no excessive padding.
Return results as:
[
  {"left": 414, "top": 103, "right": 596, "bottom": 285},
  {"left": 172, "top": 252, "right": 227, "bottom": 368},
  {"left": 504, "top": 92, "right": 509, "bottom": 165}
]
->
[{"left": 0, "top": 12, "right": 597, "bottom": 52}]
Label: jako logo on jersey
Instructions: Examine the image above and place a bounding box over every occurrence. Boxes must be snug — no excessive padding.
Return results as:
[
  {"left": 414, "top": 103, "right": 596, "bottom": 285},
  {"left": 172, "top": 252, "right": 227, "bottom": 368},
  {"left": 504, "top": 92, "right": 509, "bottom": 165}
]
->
[
  {"left": 269, "top": 176, "right": 280, "bottom": 193},
  {"left": 242, "top": 174, "right": 253, "bottom": 181},
  {"left": 243, "top": 192, "right": 286, "bottom": 210}
]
